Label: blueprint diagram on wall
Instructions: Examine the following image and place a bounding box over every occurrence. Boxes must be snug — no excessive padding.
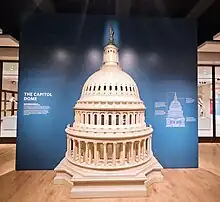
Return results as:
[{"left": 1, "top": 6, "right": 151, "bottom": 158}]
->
[
  {"left": 166, "top": 93, "right": 185, "bottom": 127},
  {"left": 154, "top": 92, "right": 196, "bottom": 128}
]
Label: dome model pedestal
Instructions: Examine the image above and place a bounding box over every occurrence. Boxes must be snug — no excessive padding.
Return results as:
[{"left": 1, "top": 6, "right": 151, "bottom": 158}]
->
[{"left": 54, "top": 28, "right": 163, "bottom": 198}]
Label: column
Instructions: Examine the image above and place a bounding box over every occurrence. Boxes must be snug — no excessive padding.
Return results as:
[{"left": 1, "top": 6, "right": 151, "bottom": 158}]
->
[
  {"left": 143, "top": 139, "right": 146, "bottom": 159},
  {"left": 77, "top": 112, "right": 79, "bottom": 123},
  {"left": 104, "top": 143, "right": 107, "bottom": 166},
  {"left": 122, "top": 142, "right": 126, "bottom": 163},
  {"left": 148, "top": 137, "right": 151, "bottom": 153},
  {"left": 89, "top": 148, "right": 92, "bottom": 164},
  {"left": 127, "top": 144, "right": 130, "bottom": 161},
  {"left": 73, "top": 139, "right": 76, "bottom": 160},
  {"left": 74, "top": 112, "right": 76, "bottom": 123},
  {"left": 112, "top": 112, "right": 115, "bottom": 125},
  {"left": 78, "top": 141, "right": 81, "bottom": 162},
  {"left": 132, "top": 113, "right": 135, "bottom": 124},
  {"left": 75, "top": 112, "right": 77, "bottom": 123},
  {"left": 120, "top": 113, "right": 123, "bottom": 125},
  {"left": 66, "top": 137, "right": 70, "bottom": 155},
  {"left": 131, "top": 142, "right": 134, "bottom": 163},
  {"left": 125, "top": 114, "right": 128, "bottom": 125},
  {"left": 85, "top": 141, "right": 88, "bottom": 163},
  {"left": 105, "top": 112, "right": 108, "bottom": 125},
  {"left": 91, "top": 113, "right": 94, "bottom": 125},
  {"left": 149, "top": 136, "right": 152, "bottom": 155},
  {"left": 78, "top": 112, "right": 80, "bottom": 123},
  {"left": 98, "top": 114, "right": 101, "bottom": 125},
  {"left": 97, "top": 150, "right": 100, "bottom": 165},
  {"left": 138, "top": 140, "right": 141, "bottom": 161},
  {"left": 94, "top": 142, "right": 97, "bottom": 164},
  {"left": 80, "top": 113, "right": 83, "bottom": 123},
  {"left": 113, "top": 143, "right": 117, "bottom": 166},
  {"left": 141, "top": 140, "right": 144, "bottom": 159}
]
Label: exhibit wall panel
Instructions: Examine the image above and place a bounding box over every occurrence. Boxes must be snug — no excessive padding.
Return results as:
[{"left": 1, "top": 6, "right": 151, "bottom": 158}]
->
[{"left": 16, "top": 15, "right": 197, "bottom": 170}]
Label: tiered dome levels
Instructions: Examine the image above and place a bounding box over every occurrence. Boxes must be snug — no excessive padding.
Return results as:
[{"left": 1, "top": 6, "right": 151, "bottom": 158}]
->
[{"left": 54, "top": 28, "right": 163, "bottom": 198}]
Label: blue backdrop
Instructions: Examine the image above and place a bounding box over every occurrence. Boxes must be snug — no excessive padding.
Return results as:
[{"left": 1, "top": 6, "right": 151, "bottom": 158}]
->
[{"left": 16, "top": 14, "right": 197, "bottom": 170}]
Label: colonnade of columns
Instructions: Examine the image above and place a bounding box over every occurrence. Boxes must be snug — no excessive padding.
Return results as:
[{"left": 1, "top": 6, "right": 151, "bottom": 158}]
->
[
  {"left": 75, "top": 111, "right": 145, "bottom": 126},
  {"left": 66, "top": 136, "right": 152, "bottom": 168}
]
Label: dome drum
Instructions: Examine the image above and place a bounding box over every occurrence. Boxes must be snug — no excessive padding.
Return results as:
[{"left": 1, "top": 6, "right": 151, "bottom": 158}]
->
[
  {"left": 65, "top": 134, "right": 153, "bottom": 170},
  {"left": 73, "top": 110, "right": 146, "bottom": 127}
]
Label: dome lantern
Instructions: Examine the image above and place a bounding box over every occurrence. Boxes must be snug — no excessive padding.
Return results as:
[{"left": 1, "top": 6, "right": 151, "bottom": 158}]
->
[{"left": 102, "top": 27, "right": 119, "bottom": 67}]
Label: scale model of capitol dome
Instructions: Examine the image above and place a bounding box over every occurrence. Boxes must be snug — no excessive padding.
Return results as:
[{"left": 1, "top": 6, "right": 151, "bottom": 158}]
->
[{"left": 54, "top": 28, "right": 163, "bottom": 198}]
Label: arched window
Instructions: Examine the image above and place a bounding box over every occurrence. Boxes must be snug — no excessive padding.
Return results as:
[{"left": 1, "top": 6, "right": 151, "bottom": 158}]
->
[
  {"left": 133, "top": 87, "right": 135, "bottom": 92},
  {"left": 98, "top": 86, "right": 101, "bottom": 91},
  {"left": 123, "top": 114, "right": 126, "bottom": 125},
  {"left": 108, "top": 114, "right": 112, "bottom": 125},
  {"left": 101, "top": 114, "right": 104, "bottom": 125},
  {"left": 94, "top": 114, "right": 97, "bottom": 125},
  {"left": 86, "top": 86, "right": 89, "bottom": 91},
  {"left": 129, "top": 114, "right": 132, "bottom": 124},
  {"left": 139, "top": 113, "right": 141, "bottom": 123},
  {"left": 121, "top": 86, "right": 123, "bottom": 91},
  {"left": 125, "top": 86, "right": 128, "bottom": 91},
  {"left": 93, "top": 86, "right": 96, "bottom": 91},
  {"left": 104, "top": 85, "right": 106, "bottom": 91},
  {"left": 83, "top": 114, "right": 85, "bottom": 124},
  {"left": 135, "top": 114, "right": 137, "bottom": 124},
  {"left": 115, "top": 86, "right": 118, "bottom": 91},
  {"left": 116, "top": 114, "right": 119, "bottom": 125},
  {"left": 129, "top": 86, "right": 132, "bottom": 91},
  {"left": 88, "top": 114, "right": 91, "bottom": 124},
  {"left": 109, "top": 85, "right": 112, "bottom": 91},
  {"left": 89, "top": 86, "right": 92, "bottom": 91}
]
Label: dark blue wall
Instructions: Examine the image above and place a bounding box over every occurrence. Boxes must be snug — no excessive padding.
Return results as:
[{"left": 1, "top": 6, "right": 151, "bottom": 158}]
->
[{"left": 16, "top": 14, "right": 197, "bottom": 170}]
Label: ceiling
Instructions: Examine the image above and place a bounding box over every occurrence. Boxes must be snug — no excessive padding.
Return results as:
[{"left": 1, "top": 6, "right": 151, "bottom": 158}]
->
[{"left": 0, "top": 0, "right": 219, "bottom": 45}]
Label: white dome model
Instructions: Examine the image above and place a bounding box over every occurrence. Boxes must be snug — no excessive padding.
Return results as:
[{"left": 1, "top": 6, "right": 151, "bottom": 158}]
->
[{"left": 54, "top": 28, "right": 163, "bottom": 198}]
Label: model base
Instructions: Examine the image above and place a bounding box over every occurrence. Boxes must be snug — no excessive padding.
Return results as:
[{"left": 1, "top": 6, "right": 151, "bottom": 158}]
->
[{"left": 54, "top": 156, "right": 163, "bottom": 198}]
